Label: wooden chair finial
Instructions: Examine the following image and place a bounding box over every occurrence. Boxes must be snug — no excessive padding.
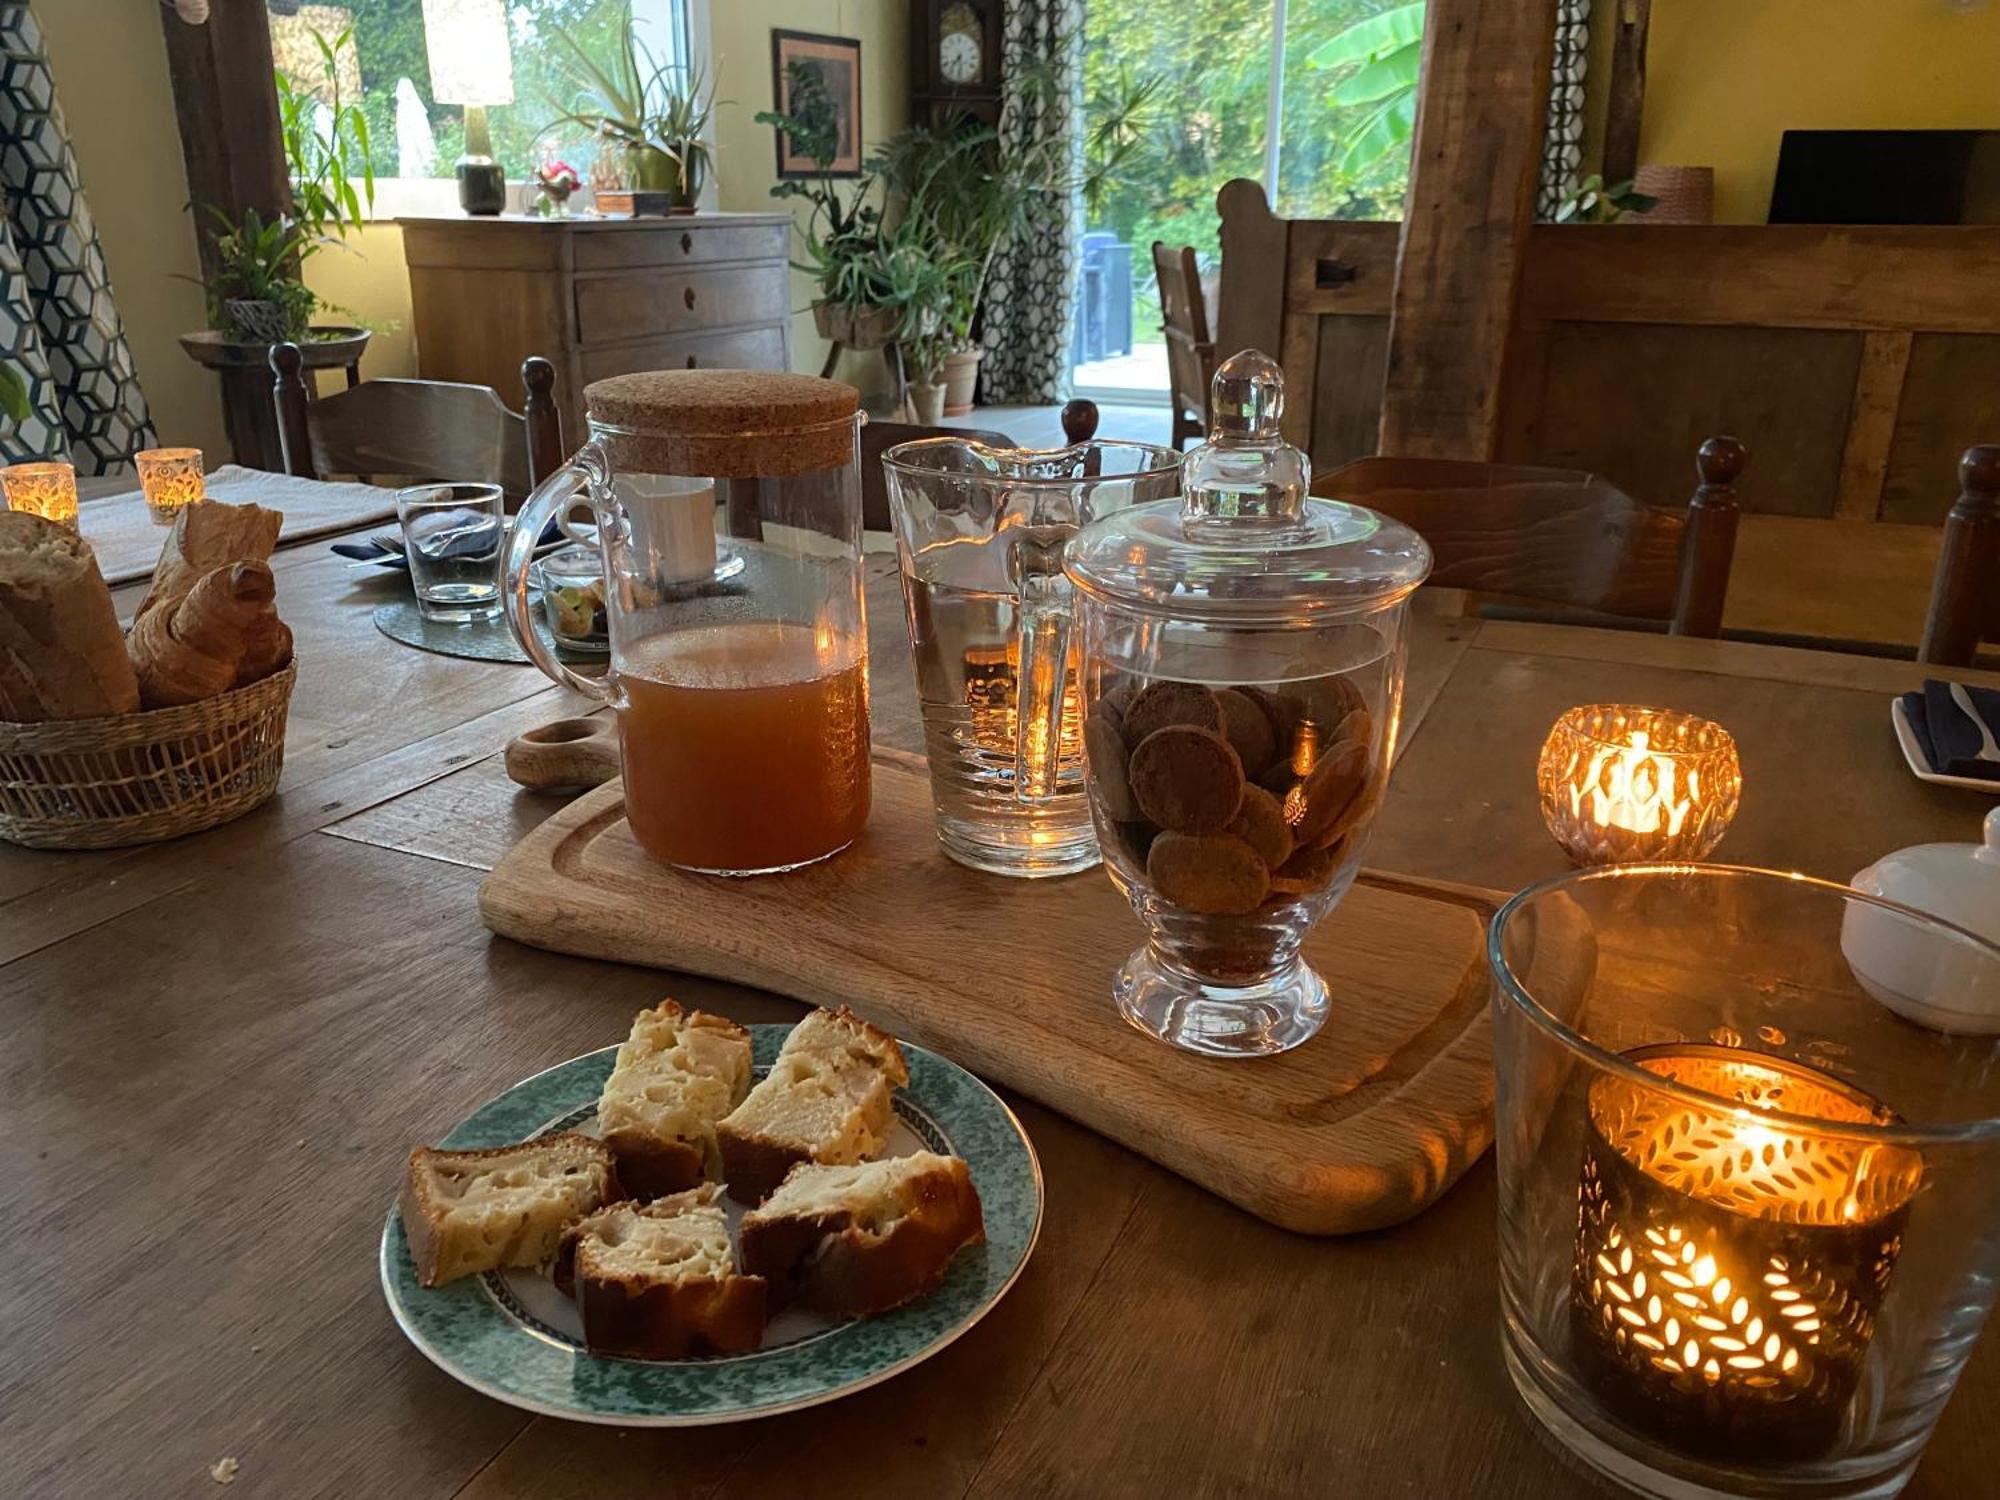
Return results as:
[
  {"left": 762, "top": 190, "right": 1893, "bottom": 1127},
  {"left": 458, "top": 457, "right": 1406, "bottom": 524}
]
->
[
  {"left": 1958, "top": 443, "right": 2000, "bottom": 503},
  {"left": 1919, "top": 441, "right": 2000, "bottom": 664},
  {"left": 1696, "top": 434, "right": 1746, "bottom": 488},
  {"left": 269, "top": 341, "right": 312, "bottom": 478},
  {"left": 1061, "top": 399, "right": 1100, "bottom": 446},
  {"left": 521, "top": 355, "right": 562, "bottom": 487}
]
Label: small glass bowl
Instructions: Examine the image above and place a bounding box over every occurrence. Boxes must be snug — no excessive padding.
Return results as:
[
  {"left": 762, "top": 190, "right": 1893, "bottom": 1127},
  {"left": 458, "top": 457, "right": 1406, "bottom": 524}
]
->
[{"left": 533, "top": 544, "right": 609, "bottom": 655}]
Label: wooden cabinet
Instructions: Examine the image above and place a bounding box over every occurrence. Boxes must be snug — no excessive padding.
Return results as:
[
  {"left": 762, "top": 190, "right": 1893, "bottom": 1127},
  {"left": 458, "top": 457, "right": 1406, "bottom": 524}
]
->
[{"left": 398, "top": 212, "right": 794, "bottom": 450}]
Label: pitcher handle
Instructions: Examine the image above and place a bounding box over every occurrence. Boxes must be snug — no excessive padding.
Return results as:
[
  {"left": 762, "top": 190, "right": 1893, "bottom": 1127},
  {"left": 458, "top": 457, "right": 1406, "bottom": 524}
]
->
[
  {"left": 506, "top": 456, "right": 614, "bottom": 703},
  {"left": 1012, "top": 567, "right": 1072, "bottom": 804}
]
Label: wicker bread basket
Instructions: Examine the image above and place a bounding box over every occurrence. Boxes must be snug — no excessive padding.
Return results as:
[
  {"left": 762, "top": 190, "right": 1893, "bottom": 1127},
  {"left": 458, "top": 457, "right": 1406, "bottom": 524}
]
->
[{"left": 0, "top": 661, "right": 296, "bottom": 850}]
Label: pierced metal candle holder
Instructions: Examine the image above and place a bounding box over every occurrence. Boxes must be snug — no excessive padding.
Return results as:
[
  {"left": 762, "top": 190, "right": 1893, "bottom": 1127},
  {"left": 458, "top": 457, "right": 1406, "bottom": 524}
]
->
[
  {"left": 0, "top": 460, "right": 78, "bottom": 527},
  {"left": 1538, "top": 705, "right": 1740, "bottom": 865},
  {"left": 135, "top": 447, "right": 204, "bottom": 526},
  {"left": 1573, "top": 1045, "right": 1923, "bottom": 1462}
]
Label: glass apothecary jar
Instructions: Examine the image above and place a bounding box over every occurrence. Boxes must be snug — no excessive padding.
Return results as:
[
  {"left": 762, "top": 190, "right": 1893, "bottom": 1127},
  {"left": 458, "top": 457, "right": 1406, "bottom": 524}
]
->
[{"left": 1062, "top": 351, "right": 1431, "bottom": 1057}]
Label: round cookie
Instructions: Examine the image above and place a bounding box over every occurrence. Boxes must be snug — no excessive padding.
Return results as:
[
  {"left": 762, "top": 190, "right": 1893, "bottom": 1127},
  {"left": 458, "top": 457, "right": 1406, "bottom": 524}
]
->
[
  {"left": 1146, "top": 832, "right": 1270, "bottom": 915},
  {"left": 1128, "top": 725, "right": 1244, "bottom": 834},
  {"left": 1268, "top": 841, "right": 1339, "bottom": 896},
  {"left": 1084, "top": 707, "right": 1140, "bottom": 821},
  {"left": 1290, "top": 738, "right": 1370, "bottom": 848},
  {"left": 1121, "top": 680, "right": 1223, "bottom": 745},
  {"left": 1214, "top": 687, "right": 1279, "bottom": 779},
  {"left": 1224, "top": 783, "right": 1293, "bottom": 872}
]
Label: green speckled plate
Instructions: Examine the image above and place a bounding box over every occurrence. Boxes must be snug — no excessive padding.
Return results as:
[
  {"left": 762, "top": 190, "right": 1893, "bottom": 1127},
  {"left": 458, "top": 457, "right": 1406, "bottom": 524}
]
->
[{"left": 379, "top": 1024, "right": 1042, "bottom": 1425}]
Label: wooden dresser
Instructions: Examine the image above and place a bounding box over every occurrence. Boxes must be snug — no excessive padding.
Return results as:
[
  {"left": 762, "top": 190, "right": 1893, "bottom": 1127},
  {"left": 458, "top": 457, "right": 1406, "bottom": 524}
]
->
[{"left": 398, "top": 211, "right": 794, "bottom": 446}]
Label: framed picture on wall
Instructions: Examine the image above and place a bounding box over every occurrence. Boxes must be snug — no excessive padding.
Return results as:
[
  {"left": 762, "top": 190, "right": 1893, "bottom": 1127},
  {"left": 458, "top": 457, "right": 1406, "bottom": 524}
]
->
[{"left": 770, "top": 30, "right": 863, "bottom": 178}]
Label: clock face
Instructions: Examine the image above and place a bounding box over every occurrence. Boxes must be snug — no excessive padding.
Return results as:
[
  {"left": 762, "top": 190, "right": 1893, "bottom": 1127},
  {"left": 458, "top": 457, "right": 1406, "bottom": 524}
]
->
[{"left": 939, "top": 29, "right": 983, "bottom": 86}]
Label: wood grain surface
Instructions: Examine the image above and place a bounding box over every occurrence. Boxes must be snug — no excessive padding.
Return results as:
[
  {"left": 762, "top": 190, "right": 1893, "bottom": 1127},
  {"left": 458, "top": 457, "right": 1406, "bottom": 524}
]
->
[{"left": 7, "top": 512, "right": 2000, "bottom": 1498}]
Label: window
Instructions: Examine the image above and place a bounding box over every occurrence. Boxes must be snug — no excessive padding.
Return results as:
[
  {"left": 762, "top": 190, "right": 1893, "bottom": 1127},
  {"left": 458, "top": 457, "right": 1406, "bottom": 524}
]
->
[{"left": 267, "top": 0, "right": 695, "bottom": 195}]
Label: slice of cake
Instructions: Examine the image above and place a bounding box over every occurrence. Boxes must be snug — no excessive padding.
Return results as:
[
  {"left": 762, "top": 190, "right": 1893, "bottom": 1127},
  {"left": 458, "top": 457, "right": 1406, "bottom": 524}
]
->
[
  {"left": 399, "top": 1132, "right": 616, "bottom": 1288},
  {"left": 738, "top": 1152, "right": 985, "bottom": 1319},
  {"left": 595, "top": 1000, "right": 754, "bottom": 1198},
  {"left": 716, "top": 1007, "right": 911, "bottom": 1205},
  {"left": 556, "top": 1185, "right": 767, "bottom": 1359}
]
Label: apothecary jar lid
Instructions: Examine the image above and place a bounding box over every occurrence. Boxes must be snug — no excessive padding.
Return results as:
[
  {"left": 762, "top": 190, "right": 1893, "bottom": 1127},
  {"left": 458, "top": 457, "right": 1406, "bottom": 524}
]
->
[
  {"left": 1064, "top": 350, "right": 1431, "bottom": 622},
  {"left": 582, "top": 369, "right": 859, "bottom": 478}
]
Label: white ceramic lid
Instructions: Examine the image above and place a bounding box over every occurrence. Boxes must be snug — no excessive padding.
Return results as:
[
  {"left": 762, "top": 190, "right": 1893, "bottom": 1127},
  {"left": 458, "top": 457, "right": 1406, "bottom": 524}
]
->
[{"left": 1851, "top": 807, "right": 2000, "bottom": 944}]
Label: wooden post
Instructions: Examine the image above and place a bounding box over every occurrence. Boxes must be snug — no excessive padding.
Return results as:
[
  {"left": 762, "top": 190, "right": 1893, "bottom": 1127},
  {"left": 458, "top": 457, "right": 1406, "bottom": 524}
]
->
[
  {"left": 159, "top": 4, "right": 287, "bottom": 280},
  {"left": 1378, "top": 0, "right": 1560, "bottom": 460},
  {"left": 1602, "top": 0, "right": 1653, "bottom": 187},
  {"left": 521, "top": 357, "right": 564, "bottom": 487},
  {"left": 270, "top": 343, "right": 312, "bottom": 479},
  {"left": 1919, "top": 446, "right": 2000, "bottom": 666},
  {"left": 1671, "top": 435, "right": 1745, "bottom": 638}
]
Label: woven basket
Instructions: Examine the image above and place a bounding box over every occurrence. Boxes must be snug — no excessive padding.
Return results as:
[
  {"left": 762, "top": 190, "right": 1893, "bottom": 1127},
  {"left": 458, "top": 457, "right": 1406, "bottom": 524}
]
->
[{"left": 0, "top": 662, "right": 297, "bottom": 850}]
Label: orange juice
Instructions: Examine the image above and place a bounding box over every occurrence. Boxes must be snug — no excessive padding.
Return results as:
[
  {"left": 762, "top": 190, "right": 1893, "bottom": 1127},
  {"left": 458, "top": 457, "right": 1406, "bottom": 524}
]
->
[{"left": 617, "top": 620, "right": 870, "bottom": 871}]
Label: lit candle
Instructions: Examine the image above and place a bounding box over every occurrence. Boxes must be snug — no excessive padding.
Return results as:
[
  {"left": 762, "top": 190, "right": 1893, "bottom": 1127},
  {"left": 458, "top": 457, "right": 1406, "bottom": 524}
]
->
[
  {"left": 0, "top": 460, "right": 78, "bottom": 526},
  {"left": 1538, "top": 705, "right": 1740, "bottom": 864},
  {"left": 135, "top": 447, "right": 205, "bottom": 526},
  {"left": 1574, "top": 1045, "right": 1922, "bottom": 1460}
]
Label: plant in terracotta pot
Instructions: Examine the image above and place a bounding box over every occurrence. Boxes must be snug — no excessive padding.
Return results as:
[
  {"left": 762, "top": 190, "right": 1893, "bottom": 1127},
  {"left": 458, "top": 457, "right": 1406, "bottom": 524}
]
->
[{"left": 879, "top": 228, "right": 974, "bottom": 424}]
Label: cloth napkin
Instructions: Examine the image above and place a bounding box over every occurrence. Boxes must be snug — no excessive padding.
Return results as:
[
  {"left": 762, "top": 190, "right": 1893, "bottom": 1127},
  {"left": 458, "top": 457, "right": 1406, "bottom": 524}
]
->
[
  {"left": 333, "top": 516, "right": 560, "bottom": 569},
  {"left": 1900, "top": 681, "right": 2000, "bottom": 783}
]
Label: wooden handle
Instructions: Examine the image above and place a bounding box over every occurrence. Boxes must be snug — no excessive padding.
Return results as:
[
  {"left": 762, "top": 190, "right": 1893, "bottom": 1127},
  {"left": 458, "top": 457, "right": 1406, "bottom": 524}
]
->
[{"left": 504, "top": 716, "right": 620, "bottom": 791}]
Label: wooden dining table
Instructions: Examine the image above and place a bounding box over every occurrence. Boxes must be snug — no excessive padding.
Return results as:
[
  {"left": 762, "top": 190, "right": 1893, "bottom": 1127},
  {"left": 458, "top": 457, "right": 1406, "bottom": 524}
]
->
[{"left": 5, "top": 515, "right": 1998, "bottom": 1499}]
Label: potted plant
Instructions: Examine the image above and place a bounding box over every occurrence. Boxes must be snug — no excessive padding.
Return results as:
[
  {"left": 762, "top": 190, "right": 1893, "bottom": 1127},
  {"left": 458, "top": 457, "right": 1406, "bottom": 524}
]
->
[
  {"left": 192, "top": 207, "right": 323, "bottom": 344},
  {"left": 548, "top": 10, "right": 717, "bottom": 206},
  {"left": 878, "top": 227, "right": 974, "bottom": 423}
]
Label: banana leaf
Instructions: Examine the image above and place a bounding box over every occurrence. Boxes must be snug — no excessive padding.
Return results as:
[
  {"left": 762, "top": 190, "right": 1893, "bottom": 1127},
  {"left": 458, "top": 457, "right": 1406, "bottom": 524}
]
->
[{"left": 1307, "top": 2, "right": 1426, "bottom": 71}]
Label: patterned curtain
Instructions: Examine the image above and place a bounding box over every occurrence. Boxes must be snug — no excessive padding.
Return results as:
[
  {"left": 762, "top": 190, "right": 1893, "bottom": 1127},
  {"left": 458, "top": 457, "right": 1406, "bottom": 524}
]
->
[
  {"left": 1537, "top": 0, "right": 1591, "bottom": 219},
  {"left": 978, "top": 0, "right": 1083, "bottom": 405},
  {"left": 0, "top": 4, "right": 156, "bottom": 472}
]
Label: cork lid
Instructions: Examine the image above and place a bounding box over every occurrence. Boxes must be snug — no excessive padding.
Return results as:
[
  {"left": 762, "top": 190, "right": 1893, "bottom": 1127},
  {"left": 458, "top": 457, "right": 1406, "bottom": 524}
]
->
[{"left": 583, "top": 369, "right": 860, "bottom": 478}]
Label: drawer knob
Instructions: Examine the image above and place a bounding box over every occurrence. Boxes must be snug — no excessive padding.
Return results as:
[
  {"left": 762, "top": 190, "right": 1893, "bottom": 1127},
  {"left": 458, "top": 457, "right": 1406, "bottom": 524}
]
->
[
  {"left": 681, "top": 232, "right": 693, "bottom": 253},
  {"left": 683, "top": 286, "right": 696, "bottom": 310},
  {"left": 686, "top": 355, "right": 697, "bottom": 369}
]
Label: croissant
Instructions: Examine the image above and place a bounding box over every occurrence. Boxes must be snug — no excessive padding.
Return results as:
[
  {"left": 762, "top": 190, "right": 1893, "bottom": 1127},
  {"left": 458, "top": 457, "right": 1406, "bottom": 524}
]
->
[{"left": 128, "top": 561, "right": 291, "bottom": 708}]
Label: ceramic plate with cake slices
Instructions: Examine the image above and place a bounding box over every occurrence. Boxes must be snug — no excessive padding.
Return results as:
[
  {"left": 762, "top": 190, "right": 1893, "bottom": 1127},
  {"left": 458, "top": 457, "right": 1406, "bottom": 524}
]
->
[{"left": 379, "top": 1023, "right": 1043, "bottom": 1425}]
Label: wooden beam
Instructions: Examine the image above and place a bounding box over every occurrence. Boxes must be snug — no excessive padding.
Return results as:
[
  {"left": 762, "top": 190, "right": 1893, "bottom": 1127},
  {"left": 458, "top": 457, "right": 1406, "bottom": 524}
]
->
[
  {"left": 1602, "top": 0, "right": 1652, "bottom": 186},
  {"left": 1833, "top": 331, "right": 1913, "bottom": 521},
  {"left": 159, "top": 4, "right": 287, "bottom": 281},
  {"left": 1379, "top": 0, "right": 1560, "bottom": 460}
]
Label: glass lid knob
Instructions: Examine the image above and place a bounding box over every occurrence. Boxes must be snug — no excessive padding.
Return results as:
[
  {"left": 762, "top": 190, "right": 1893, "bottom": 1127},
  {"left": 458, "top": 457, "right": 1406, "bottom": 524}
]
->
[
  {"left": 1209, "top": 348, "right": 1286, "bottom": 439},
  {"left": 1183, "top": 348, "right": 1310, "bottom": 530}
]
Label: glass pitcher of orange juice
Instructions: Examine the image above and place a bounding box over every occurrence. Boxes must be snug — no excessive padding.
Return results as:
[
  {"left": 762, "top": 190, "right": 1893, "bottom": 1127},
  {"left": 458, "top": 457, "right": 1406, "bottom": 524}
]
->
[{"left": 505, "top": 371, "right": 869, "bottom": 874}]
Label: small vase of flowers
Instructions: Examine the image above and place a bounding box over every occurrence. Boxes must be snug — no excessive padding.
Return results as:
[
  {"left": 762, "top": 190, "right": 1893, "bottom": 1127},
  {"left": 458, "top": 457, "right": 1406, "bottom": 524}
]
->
[{"left": 535, "top": 159, "right": 581, "bottom": 218}]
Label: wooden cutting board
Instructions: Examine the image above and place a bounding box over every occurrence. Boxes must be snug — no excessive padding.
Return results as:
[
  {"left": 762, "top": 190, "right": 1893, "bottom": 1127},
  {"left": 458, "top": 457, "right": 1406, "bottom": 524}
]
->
[{"left": 480, "top": 747, "right": 1520, "bottom": 1234}]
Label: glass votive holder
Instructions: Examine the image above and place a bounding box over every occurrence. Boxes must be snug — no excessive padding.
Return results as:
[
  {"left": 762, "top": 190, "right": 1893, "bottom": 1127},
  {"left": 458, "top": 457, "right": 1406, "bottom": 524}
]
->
[
  {"left": 0, "top": 460, "right": 78, "bottom": 526},
  {"left": 135, "top": 447, "right": 205, "bottom": 526},
  {"left": 1538, "top": 704, "right": 1741, "bottom": 865},
  {"left": 1490, "top": 864, "right": 2000, "bottom": 1500}
]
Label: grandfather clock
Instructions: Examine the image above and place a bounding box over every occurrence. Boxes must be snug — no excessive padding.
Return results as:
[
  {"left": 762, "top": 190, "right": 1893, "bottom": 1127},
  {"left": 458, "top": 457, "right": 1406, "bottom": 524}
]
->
[{"left": 910, "top": 1, "right": 1003, "bottom": 126}]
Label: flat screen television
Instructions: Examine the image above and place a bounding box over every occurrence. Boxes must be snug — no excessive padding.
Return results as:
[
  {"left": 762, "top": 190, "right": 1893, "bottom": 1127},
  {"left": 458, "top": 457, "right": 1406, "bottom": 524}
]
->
[{"left": 1768, "top": 129, "right": 2000, "bottom": 224}]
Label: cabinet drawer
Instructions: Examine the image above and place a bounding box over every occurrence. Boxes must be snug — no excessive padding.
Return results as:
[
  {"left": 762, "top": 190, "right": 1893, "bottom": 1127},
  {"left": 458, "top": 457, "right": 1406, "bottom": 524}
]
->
[
  {"left": 573, "top": 222, "right": 789, "bottom": 271},
  {"left": 579, "top": 325, "right": 789, "bottom": 383},
  {"left": 575, "top": 265, "right": 790, "bottom": 344}
]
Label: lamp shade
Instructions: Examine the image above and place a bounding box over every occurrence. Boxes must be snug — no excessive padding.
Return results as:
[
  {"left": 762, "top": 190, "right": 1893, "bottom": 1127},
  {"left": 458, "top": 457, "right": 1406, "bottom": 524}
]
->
[{"left": 421, "top": 0, "right": 514, "bottom": 108}]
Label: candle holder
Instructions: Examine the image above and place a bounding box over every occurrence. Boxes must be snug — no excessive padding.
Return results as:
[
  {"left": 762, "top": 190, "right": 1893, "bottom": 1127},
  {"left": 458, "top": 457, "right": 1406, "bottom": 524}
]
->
[
  {"left": 135, "top": 447, "right": 205, "bottom": 526},
  {"left": 0, "top": 460, "right": 78, "bottom": 527},
  {"left": 1538, "top": 705, "right": 1740, "bottom": 865},
  {"left": 1490, "top": 865, "right": 2000, "bottom": 1500}
]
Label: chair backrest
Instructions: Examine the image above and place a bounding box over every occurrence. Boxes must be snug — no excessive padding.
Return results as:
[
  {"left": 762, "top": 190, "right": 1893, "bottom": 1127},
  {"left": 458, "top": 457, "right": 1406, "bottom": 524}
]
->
[
  {"left": 1153, "top": 242, "right": 1215, "bottom": 429},
  {"left": 1918, "top": 444, "right": 2000, "bottom": 665},
  {"left": 1314, "top": 437, "right": 1746, "bottom": 636},
  {"left": 860, "top": 420, "right": 1015, "bottom": 534},
  {"left": 270, "top": 343, "right": 564, "bottom": 503}
]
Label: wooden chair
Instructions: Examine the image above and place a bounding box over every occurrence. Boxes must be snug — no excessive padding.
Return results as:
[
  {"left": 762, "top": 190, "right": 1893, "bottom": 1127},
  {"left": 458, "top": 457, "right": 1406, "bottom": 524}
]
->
[
  {"left": 1918, "top": 445, "right": 2000, "bottom": 666},
  {"left": 270, "top": 343, "right": 564, "bottom": 503},
  {"left": 1153, "top": 242, "right": 1216, "bottom": 451},
  {"left": 1313, "top": 437, "right": 1747, "bottom": 636}
]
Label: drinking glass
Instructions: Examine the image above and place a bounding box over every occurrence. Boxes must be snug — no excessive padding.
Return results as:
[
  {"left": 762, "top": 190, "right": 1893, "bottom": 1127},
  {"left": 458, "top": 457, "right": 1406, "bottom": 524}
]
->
[
  {"left": 881, "top": 436, "right": 1181, "bottom": 878},
  {"left": 399, "top": 481, "right": 503, "bottom": 623},
  {"left": 506, "top": 374, "right": 868, "bottom": 876},
  {"left": 1490, "top": 864, "right": 2000, "bottom": 1499}
]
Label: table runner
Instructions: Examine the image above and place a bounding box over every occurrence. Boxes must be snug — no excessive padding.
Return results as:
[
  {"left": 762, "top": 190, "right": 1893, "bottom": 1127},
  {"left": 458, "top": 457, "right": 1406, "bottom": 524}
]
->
[{"left": 75, "top": 465, "right": 398, "bottom": 585}]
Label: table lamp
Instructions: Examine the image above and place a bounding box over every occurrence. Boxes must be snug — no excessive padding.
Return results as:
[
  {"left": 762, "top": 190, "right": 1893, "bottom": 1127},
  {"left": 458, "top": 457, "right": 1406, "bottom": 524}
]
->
[{"left": 421, "top": 0, "right": 514, "bottom": 216}]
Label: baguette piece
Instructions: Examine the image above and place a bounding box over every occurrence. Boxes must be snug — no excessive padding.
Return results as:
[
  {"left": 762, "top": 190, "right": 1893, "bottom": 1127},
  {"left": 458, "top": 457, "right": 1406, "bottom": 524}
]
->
[
  {"left": 137, "top": 500, "right": 281, "bottom": 619},
  {"left": 0, "top": 510, "right": 140, "bottom": 721},
  {"left": 399, "top": 1132, "right": 616, "bottom": 1288},
  {"left": 595, "top": 1001, "right": 753, "bottom": 1198},
  {"left": 555, "top": 1185, "right": 767, "bottom": 1359},
  {"left": 717, "top": 1007, "right": 910, "bottom": 1205},
  {"left": 128, "top": 560, "right": 291, "bottom": 707},
  {"left": 739, "top": 1153, "right": 985, "bottom": 1319}
]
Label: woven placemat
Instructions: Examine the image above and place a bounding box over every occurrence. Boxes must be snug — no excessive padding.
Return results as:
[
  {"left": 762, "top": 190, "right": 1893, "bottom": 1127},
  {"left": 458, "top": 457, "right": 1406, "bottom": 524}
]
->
[{"left": 372, "top": 599, "right": 607, "bottom": 667}]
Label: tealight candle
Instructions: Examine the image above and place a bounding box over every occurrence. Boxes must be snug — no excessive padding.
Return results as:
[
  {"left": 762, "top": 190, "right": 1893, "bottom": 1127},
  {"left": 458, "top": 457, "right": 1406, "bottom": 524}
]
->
[
  {"left": 0, "top": 460, "right": 78, "bottom": 526},
  {"left": 1573, "top": 1045, "right": 1922, "bottom": 1461},
  {"left": 1537, "top": 704, "right": 1740, "bottom": 865},
  {"left": 135, "top": 447, "right": 205, "bottom": 526}
]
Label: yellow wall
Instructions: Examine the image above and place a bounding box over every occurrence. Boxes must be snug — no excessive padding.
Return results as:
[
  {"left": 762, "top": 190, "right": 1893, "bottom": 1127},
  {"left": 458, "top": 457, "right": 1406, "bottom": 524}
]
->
[
  {"left": 306, "top": 222, "right": 416, "bottom": 382},
  {"left": 39, "top": 0, "right": 224, "bottom": 457},
  {"left": 1637, "top": 0, "right": 2000, "bottom": 224}
]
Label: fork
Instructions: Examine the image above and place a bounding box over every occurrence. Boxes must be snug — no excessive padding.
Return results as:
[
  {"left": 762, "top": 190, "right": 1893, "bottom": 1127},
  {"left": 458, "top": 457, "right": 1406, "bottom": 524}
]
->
[{"left": 1948, "top": 682, "right": 2000, "bottom": 761}]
